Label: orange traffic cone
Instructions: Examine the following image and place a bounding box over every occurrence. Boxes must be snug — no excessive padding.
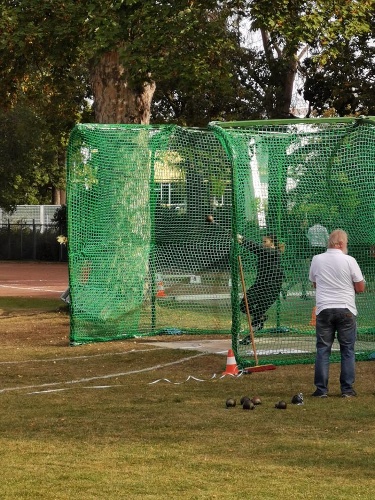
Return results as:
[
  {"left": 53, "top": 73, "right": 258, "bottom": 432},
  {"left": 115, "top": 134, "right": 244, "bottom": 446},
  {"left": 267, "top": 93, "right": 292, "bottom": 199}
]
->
[
  {"left": 222, "top": 349, "right": 239, "bottom": 376},
  {"left": 310, "top": 306, "right": 316, "bottom": 326},
  {"left": 156, "top": 281, "right": 167, "bottom": 298}
]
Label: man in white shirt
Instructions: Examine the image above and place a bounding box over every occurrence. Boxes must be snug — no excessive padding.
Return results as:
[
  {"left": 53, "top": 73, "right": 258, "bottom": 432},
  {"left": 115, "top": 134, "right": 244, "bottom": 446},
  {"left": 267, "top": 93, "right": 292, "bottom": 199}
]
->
[{"left": 309, "top": 229, "right": 365, "bottom": 398}]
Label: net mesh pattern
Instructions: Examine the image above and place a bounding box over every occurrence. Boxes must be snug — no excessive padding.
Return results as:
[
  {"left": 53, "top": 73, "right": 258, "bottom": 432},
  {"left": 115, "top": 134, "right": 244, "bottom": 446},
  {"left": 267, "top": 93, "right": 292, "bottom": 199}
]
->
[
  {"left": 67, "top": 124, "right": 233, "bottom": 344},
  {"left": 66, "top": 119, "right": 375, "bottom": 367}
]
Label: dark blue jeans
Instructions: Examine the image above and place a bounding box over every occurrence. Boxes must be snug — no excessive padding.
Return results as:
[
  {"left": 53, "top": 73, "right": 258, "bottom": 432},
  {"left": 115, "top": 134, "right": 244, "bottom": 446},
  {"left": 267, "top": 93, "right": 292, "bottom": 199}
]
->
[{"left": 314, "top": 308, "right": 357, "bottom": 395}]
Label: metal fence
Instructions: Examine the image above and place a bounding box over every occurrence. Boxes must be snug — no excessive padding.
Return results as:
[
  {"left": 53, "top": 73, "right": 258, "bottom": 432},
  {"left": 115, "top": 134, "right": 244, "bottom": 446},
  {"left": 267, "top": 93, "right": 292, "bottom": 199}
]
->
[
  {"left": 0, "top": 205, "right": 60, "bottom": 226},
  {"left": 0, "top": 221, "right": 67, "bottom": 261},
  {"left": 0, "top": 206, "right": 67, "bottom": 261}
]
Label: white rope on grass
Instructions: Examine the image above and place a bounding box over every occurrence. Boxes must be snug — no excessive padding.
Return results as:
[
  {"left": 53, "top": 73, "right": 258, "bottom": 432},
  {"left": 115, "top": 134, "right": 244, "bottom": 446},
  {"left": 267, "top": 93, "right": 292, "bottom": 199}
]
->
[
  {"left": 0, "top": 352, "right": 207, "bottom": 395},
  {"left": 148, "top": 370, "right": 247, "bottom": 384},
  {"left": 29, "top": 369, "right": 247, "bottom": 392}
]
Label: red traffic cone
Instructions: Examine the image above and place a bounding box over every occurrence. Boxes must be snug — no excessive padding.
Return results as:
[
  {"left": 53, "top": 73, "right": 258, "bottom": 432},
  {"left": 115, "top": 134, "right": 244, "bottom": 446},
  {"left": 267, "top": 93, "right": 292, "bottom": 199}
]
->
[
  {"left": 222, "top": 349, "right": 239, "bottom": 376},
  {"left": 156, "top": 281, "right": 167, "bottom": 298}
]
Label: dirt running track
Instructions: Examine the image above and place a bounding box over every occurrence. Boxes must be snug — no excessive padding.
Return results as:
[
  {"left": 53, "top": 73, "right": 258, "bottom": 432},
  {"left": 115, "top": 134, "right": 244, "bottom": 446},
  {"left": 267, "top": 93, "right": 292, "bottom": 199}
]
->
[{"left": 0, "top": 261, "right": 68, "bottom": 298}]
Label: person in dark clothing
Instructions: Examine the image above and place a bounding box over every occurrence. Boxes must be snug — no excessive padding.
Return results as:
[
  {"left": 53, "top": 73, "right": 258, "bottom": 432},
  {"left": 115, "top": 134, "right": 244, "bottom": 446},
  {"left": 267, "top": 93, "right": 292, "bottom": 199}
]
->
[{"left": 239, "top": 234, "right": 284, "bottom": 343}]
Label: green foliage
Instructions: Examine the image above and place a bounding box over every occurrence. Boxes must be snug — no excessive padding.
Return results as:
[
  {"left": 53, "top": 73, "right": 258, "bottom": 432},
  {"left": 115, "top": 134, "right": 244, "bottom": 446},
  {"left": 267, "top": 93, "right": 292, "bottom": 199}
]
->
[
  {"left": 0, "top": 104, "right": 61, "bottom": 211},
  {"left": 52, "top": 204, "right": 67, "bottom": 235},
  {"left": 250, "top": 0, "right": 373, "bottom": 46},
  {"left": 0, "top": 0, "right": 375, "bottom": 208},
  {"left": 1, "top": 0, "right": 374, "bottom": 122},
  {"left": 302, "top": 36, "right": 375, "bottom": 116},
  {"left": 1, "top": 0, "right": 373, "bottom": 121},
  {"left": 0, "top": 1, "right": 245, "bottom": 98},
  {"left": 246, "top": 0, "right": 375, "bottom": 117}
]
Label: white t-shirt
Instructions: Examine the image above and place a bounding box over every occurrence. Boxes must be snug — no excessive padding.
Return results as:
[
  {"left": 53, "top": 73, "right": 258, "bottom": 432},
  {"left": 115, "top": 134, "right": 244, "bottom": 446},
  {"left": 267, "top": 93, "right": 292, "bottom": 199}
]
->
[{"left": 309, "top": 249, "right": 364, "bottom": 315}]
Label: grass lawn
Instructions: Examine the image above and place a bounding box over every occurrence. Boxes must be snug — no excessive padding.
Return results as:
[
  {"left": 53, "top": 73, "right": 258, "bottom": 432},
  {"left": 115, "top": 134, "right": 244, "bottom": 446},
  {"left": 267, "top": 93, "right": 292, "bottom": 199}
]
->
[{"left": 0, "top": 298, "right": 375, "bottom": 499}]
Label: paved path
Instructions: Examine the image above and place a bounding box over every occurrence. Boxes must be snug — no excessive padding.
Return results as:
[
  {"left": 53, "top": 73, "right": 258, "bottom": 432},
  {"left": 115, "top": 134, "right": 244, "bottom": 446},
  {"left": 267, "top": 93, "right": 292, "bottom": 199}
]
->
[{"left": 142, "top": 339, "right": 232, "bottom": 355}]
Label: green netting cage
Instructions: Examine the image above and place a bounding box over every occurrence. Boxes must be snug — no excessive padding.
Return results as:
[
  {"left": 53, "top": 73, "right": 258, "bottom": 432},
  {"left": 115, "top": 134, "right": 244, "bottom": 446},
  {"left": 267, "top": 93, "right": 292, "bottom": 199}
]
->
[{"left": 66, "top": 118, "right": 375, "bottom": 368}]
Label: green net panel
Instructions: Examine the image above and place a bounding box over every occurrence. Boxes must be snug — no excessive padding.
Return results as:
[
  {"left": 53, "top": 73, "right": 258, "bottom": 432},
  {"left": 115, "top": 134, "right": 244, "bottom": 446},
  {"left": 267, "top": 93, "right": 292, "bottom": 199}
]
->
[
  {"left": 210, "top": 117, "right": 375, "bottom": 367},
  {"left": 67, "top": 124, "right": 233, "bottom": 345},
  {"left": 66, "top": 118, "right": 375, "bottom": 367}
]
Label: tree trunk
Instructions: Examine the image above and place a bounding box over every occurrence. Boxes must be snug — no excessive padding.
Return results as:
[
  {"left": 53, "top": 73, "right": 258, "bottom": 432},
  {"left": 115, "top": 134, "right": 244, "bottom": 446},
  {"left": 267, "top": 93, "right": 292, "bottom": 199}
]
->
[
  {"left": 52, "top": 187, "right": 66, "bottom": 205},
  {"left": 266, "top": 55, "right": 299, "bottom": 119},
  {"left": 261, "top": 29, "right": 299, "bottom": 119},
  {"left": 277, "top": 57, "right": 298, "bottom": 118},
  {"left": 90, "top": 51, "right": 156, "bottom": 124}
]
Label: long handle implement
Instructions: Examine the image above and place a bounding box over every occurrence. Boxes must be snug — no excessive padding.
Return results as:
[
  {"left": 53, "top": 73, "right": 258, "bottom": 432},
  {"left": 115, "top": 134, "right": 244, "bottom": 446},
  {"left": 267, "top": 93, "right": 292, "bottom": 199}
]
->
[
  {"left": 238, "top": 255, "right": 258, "bottom": 364},
  {"left": 238, "top": 255, "right": 276, "bottom": 373}
]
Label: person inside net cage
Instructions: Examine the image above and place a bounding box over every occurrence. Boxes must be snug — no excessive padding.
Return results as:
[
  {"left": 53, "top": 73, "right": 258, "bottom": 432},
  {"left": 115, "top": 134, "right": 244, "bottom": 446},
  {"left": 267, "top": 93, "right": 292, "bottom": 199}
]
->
[{"left": 239, "top": 233, "right": 285, "bottom": 345}]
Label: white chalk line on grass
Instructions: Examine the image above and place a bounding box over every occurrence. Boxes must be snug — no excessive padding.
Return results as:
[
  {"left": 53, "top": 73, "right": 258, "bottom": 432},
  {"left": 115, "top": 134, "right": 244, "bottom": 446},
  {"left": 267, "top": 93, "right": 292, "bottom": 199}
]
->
[
  {"left": 0, "top": 348, "right": 161, "bottom": 365},
  {"left": 0, "top": 352, "right": 207, "bottom": 395}
]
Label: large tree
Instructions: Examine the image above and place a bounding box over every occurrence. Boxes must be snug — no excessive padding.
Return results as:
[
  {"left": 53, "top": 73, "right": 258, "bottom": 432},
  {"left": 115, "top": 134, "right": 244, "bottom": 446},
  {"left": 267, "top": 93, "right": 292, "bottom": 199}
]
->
[
  {"left": 1, "top": 0, "right": 374, "bottom": 123},
  {"left": 0, "top": 0, "right": 246, "bottom": 124},
  {"left": 0, "top": 0, "right": 93, "bottom": 208},
  {"left": 243, "top": 0, "right": 374, "bottom": 118},
  {"left": 1, "top": 0, "right": 374, "bottom": 210},
  {"left": 0, "top": 1, "right": 247, "bottom": 208},
  {"left": 152, "top": 0, "right": 375, "bottom": 122}
]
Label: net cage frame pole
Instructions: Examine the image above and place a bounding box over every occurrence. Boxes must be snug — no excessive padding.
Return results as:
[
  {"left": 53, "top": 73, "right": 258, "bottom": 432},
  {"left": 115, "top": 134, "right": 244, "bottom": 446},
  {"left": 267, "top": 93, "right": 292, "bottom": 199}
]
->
[
  {"left": 209, "top": 122, "right": 293, "bottom": 366},
  {"left": 209, "top": 116, "right": 375, "bottom": 128},
  {"left": 207, "top": 123, "right": 243, "bottom": 360}
]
